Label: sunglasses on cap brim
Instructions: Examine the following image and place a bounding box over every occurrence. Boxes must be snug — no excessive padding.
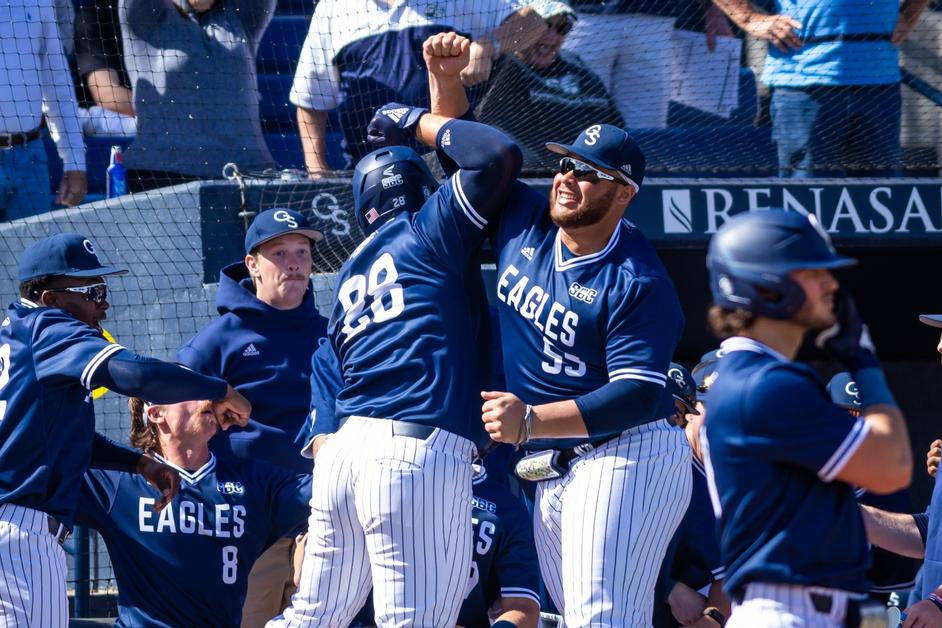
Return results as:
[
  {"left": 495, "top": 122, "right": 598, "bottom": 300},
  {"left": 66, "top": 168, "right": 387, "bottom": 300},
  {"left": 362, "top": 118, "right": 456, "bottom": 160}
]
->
[
  {"left": 558, "top": 157, "right": 630, "bottom": 187},
  {"left": 45, "top": 283, "right": 108, "bottom": 304}
]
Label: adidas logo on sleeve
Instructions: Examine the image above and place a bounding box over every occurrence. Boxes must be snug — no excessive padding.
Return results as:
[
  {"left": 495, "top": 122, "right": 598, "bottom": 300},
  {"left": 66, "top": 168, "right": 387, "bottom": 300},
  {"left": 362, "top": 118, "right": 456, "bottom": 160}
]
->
[{"left": 242, "top": 344, "right": 259, "bottom": 357}]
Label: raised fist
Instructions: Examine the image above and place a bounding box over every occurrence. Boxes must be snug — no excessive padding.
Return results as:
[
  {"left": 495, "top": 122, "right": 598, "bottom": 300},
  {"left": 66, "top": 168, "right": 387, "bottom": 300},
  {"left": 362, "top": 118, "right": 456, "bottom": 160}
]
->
[{"left": 423, "top": 32, "right": 471, "bottom": 78}]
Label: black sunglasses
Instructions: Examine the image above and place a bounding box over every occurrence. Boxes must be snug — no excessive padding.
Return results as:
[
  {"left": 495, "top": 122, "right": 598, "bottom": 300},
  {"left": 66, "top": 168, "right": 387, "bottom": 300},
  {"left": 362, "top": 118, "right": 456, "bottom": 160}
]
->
[
  {"left": 558, "top": 157, "right": 622, "bottom": 185},
  {"left": 547, "top": 17, "right": 574, "bottom": 36},
  {"left": 45, "top": 283, "right": 108, "bottom": 304}
]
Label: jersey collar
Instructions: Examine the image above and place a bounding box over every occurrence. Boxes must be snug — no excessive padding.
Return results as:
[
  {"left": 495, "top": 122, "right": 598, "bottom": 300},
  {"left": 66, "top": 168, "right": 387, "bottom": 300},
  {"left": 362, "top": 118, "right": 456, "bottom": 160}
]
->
[
  {"left": 18, "top": 298, "right": 39, "bottom": 308},
  {"left": 719, "top": 336, "right": 789, "bottom": 362},
  {"left": 553, "top": 221, "right": 622, "bottom": 272},
  {"left": 154, "top": 453, "right": 217, "bottom": 485}
]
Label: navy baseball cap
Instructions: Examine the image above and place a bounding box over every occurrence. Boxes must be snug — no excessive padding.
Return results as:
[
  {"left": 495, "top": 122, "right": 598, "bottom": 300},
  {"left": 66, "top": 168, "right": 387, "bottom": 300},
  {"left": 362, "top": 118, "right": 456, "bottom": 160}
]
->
[
  {"left": 18, "top": 233, "right": 128, "bottom": 282},
  {"left": 827, "top": 372, "right": 862, "bottom": 411},
  {"left": 244, "top": 208, "right": 324, "bottom": 254},
  {"left": 919, "top": 314, "right": 942, "bottom": 328},
  {"left": 546, "top": 123, "right": 645, "bottom": 190}
]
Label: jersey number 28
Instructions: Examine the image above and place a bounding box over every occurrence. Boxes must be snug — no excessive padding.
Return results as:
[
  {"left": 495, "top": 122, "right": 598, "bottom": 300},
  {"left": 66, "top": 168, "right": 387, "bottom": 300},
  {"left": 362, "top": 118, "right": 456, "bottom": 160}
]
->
[{"left": 338, "top": 253, "right": 405, "bottom": 340}]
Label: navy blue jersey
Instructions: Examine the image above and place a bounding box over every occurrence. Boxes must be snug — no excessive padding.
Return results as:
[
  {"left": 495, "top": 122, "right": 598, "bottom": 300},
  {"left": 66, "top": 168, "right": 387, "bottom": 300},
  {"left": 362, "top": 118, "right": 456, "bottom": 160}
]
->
[
  {"left": 458, "top": 465, "right": 541, "bottom": 627},
  {"left": 327, "top": 172, "right": 500, "bottom": 446},
  {"left": 702, "top": 337, "right": 871, "bottom": 595},
  {"left": 491, "top": 183, "right": 684, "bottom": 449},
  {"left": 76, "top": 453, "right": 311, "bottom": 628},
  {"left": 0, "top": 299, "right": 126, "bottom": 528}
]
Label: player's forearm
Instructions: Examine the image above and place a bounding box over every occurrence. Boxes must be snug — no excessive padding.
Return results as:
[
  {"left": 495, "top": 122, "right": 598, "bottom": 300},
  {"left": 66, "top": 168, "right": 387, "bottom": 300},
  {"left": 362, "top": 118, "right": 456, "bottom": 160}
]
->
[
  {"left": 428, "top": 72, "right": 469, "bottom": 120},
  {"left": 574, "top": 379, "right": 663, "bottom": 438},
  {"left": 860, "top": 504, "right": 925, "bottom": 558},
  {"left": 706, "top": 580, "right": 731, "bottom": 617},
  {"left": 711, "top": 0, "right": 761, "bottom": 28},
  {"left": 297, "top": 107, "right": 331, "bottom": 175},
  {"left": 530, "top": 399, "right": 589, "bottom": 440},
  {"left": 90, "top": 432, "right": 142, "bottom": 472},
  {"left": 492, "top": 597, "right": 540, "bottom": 628},
  {"left": 96, "top": 352, "right": 229, "bottom": 404},
  {"left": 86, "top": 69, "right": 136, "bottom": 117}
]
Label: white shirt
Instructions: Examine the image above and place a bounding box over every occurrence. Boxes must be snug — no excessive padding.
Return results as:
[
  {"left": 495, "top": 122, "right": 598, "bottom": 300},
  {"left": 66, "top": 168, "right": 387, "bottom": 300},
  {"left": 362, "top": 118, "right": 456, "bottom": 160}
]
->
[
  {"left": 0, "top": 0, "right": 85, "bottom": 171},
  {"left": 290, "top": 0, "right": 517, "bottom": 111}
]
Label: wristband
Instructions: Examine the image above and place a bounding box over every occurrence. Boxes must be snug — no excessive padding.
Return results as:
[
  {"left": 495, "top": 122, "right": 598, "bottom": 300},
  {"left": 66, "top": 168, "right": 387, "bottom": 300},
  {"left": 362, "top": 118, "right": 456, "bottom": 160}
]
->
[
  {"left": 928, "top": 592, "right": 942, "bottom": 614},
  {"left": 702, "top": 606, "right": 726, "bottom": 626},
  {"left": 852, "top": 367, "right": 897, "bottom": 409},
  {"left": 518, "top": 404, "right": 534, "bottom": 445}
]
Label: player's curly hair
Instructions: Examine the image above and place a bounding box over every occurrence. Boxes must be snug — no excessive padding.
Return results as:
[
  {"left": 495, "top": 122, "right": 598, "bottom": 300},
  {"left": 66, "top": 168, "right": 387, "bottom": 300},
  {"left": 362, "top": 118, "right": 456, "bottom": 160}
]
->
[
  {"left": 129, "top": 398, "right": 162, "bottom": 456},
  {"left": 708, "top": 305, "right": 757, "bottom": 339},
  {"left": 18, "top": 276, "right": 55, "bottom": 302}
]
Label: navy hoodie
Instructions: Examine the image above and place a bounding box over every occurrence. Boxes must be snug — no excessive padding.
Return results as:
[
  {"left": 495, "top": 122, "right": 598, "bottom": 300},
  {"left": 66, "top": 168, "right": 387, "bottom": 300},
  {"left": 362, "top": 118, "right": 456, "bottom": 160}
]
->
[{"left": 177, "top": 262, "right": 328, "bottom": 474}]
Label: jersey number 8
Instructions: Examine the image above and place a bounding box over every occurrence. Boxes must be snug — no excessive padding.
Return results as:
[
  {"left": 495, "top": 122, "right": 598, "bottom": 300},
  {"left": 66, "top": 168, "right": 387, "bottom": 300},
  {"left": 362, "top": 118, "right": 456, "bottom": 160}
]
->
[
  {"left": 222, "top": 545, "right": 238, "bottom": 584},
  {"left": 338, "top": 253, "right": 405, "bottom": 340}
]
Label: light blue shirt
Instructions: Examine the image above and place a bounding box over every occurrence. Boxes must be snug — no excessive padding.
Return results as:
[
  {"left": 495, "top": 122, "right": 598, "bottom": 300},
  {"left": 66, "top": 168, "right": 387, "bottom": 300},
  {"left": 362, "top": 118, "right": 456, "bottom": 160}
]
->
[{"left": 762, "top": 0, "right": 900, "bottom": 87}]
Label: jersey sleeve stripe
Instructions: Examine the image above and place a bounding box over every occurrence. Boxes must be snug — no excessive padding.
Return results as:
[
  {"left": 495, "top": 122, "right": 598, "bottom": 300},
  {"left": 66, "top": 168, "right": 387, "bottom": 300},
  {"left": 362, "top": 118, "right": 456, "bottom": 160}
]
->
[
  {"left": 80, "top": 344, "right": 126, "bottom": 389},
  {"left": 711, "top": 566, "right": 726, "bottom": 579},
  {"left": 500, "top": 587, "right": 541, "bottom": 603},
  {"left": 451, "top": 174, "right": 487, "bottom": 230},
  {"left": 818, "top": 419, "right": 871, "bottom": 482},
  {"left": 608, "top": 368, "right": 667, "bottom": 386}
]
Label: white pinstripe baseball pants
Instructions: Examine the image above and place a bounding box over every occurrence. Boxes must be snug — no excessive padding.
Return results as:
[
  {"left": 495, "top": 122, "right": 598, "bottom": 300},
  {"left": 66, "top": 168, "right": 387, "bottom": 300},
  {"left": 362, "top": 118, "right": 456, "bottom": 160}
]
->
[
  {"left": 728, "top": 583, "right": 865, "bottom": 627},
  {"left": 534, "top": 419, "right": 692, "bottom": 627},
  {"left": 270, "top": 417, "right": 476, "bottom": 628},
  {"left": 0, "top": 504, "right": 68, "bottom": 628}
]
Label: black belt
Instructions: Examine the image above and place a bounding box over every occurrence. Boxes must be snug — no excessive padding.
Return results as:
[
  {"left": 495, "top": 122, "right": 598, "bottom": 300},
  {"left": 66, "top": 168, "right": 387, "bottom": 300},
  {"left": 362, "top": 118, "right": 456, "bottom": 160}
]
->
[
  {"left": 556, "top": 433, "right": 621, "bottom": 468},
  {"left": 47, "top": 515, "right": 71, "bottom": 545},
  {"left": 0, "top": 128, "right": 42, "bottom": 149},
  {"left": 391, "top": 422, "right": 436, "bottom": 440},
  {"left": 803, "top": 33, "right": 892, "bottom": 45}
]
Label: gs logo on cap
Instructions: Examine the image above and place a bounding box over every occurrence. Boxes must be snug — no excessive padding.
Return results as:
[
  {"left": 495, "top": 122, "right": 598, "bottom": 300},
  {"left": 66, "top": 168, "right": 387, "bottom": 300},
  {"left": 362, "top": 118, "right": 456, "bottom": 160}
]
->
[
  {"left": 583, "top": 125, "right": 602, "bottom": 146},
  {"left": 273, "top": 210, "right": 298, "bottom": 229},
  {"left": 83, "top": 239, "right": 97, "bottom": 255},
  {"left": 844, "top": 381, "right": 861, "bottom": 406}
]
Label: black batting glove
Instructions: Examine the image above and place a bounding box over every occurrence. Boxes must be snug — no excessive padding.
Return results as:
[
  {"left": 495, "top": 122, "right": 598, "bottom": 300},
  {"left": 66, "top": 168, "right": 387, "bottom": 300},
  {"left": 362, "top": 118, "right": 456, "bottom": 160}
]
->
[
  {"left": 366, "top": 103, "right": 428, "bottom": 150},
  {"left": 814, "top": 288, "right": 880, "bottom": 371}
]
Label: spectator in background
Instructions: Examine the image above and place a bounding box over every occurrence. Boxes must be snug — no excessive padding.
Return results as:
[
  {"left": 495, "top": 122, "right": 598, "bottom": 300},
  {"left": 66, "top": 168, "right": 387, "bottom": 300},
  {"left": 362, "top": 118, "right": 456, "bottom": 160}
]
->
[
  {"left": 119, "top": 0, "right": 277, "bottom": 192},
  {"left": 177, "top": 208, "right": 328, "bottom": 628},
  {"left": 72, "top": 0, "right": 138, "bottom": 136},
  {"left": 1, "top": 0, "right": 86, "bottom": 218},
  {"left": 714, "top": 0, "right": 930, "bottom": 177},
  {"left": 563, "top": 0, "right": 733, "bottom": 129},
  {"left": 475, "top": 0, "right": 624, "bottom": 171},
  {"left": 290, "top": 0, "right": 545, "bottom": 174}
]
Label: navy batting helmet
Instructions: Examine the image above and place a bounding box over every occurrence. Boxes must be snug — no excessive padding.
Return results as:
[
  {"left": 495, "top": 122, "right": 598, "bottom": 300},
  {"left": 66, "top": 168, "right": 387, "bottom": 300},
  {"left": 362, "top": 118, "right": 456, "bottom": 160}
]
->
[
  {"left": 707, "top": 210, "right": 856, "bottom": 319},
  {"left": 667, "top": 362, "right": 700, "bottom": 416},
  {"left": 352, "top": 146, "right": 438, "bottom": 236},
  {"left": 827, "top": 372, "right": 862, "bottom": 413}
]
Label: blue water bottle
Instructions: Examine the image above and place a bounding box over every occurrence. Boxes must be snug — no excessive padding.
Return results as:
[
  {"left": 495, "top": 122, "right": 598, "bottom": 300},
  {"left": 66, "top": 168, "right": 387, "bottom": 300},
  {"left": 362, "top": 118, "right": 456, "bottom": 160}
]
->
[{"left": 106, "top": 145, "right": 128, "bottom": 198}]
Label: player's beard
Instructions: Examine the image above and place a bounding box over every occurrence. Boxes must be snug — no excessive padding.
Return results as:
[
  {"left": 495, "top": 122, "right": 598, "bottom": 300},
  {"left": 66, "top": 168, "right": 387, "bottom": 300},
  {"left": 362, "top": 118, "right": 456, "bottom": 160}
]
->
[{"left": 550, "top": 185, "right": 616, "bottom": 229}]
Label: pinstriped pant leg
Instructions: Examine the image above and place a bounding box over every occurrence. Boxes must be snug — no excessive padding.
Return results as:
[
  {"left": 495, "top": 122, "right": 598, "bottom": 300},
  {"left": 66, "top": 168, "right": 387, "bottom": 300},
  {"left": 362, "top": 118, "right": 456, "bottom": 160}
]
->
[
  {"left": 727, "top": 584, "right": 845, "bottom": 627},
  {"left": 0, "top": 505, "right": 67, "bottom": 628},
  {"left": 534, "top": 475, "right": 567, "bottom": 617},
  {"left": 268, "top": 433, "right": 372, "bottom": 628},
  {"left": 362, "top": 430, "right": 473, "bottom": 628},
  {"left": 562, "top": 422, "right": 692, "bottom": 627}
]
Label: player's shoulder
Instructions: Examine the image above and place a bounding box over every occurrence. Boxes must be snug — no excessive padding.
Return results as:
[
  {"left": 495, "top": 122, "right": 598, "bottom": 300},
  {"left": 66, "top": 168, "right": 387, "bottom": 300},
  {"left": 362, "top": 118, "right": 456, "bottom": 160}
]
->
[
  {"left": 609, "top": 220, "right": 671, "bottom": 280},
  {"left": 719, "top": 354, "right": 827, "bottom": 419}
]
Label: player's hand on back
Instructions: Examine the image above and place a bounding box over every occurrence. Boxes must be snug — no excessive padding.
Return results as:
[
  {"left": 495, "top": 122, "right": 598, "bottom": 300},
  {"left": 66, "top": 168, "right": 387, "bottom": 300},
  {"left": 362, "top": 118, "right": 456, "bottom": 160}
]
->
[
  {"left": 928, "top": 439, "right": 942, "bottom": 477},
  {"left": 213, "top": 385, "right": 251, "bottom": 430},
  {"left": 423, "top": 32, "right": 471, "bottom": 78},
  {"left": 136, "top": 455, "right": 180, "bottom": 512},
  {"left": 481, "top": 390, "right": 527, "bottom": 444},
  {"left": 904, "top": 597, "right": 942, "bottom": 627},
  {"left": 667, "top": 581, "right": 708, "bottom": 625}
]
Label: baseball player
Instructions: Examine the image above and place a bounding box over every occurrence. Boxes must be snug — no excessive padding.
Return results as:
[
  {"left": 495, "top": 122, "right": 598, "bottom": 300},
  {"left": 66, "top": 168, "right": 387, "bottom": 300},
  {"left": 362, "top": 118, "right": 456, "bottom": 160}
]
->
[
  {"left": 429, "top": 66, "right": 691, "bottom": 624},
  {"left": 702, "top": 210, "right": 912, "bottom": 626},
  {"left": 654, "top": 363, "right": 730, "bottom": 628},
  {"left": 827, "top": 372, "right": 920, "bottom": 602},
  {"left": 0, "top": 233, "right": 251, "bottom": 627},
  {"left": 177, "top": 207, "right": 328, "bottom": 626},
  {"left": 271, "top": 33, "right": 524, "bottom": 627},
  {"left": 74, "top": 397, "right": 311, "bottom": 627}
]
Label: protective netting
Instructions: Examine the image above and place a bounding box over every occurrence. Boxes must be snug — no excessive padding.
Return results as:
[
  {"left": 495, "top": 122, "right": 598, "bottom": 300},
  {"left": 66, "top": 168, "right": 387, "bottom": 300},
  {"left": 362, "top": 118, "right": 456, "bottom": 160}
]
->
[{"left": 3, "top": 0, "right": 942, "bottom": 614}]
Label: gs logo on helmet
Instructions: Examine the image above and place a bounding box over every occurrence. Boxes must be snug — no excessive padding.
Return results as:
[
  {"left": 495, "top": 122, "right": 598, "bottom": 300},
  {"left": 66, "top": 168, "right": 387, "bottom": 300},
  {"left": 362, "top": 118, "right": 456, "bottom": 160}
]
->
[{"left": 668, "top": 368, "right": 686, "bottom": 388}]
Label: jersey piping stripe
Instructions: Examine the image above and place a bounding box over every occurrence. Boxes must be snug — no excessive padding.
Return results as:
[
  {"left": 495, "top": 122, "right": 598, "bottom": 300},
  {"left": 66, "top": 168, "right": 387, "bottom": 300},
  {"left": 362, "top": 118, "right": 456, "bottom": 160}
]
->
[
  {"left": 700, "top": 427, "right": 724, "bottom": 518},
  {"left": 818, "top": 420, "right": 871, "bottom": 482},
  {"left": 500, "top": 586, "right": 540, "bottom": 603},
  {"left": 80, "top": 343, "right": 125, "bottom": 389},
  {"left": 154, "top": 453, "right": 217, "bottom": 485},
  {"left": 712, "top": 566, "right": 726, "bottom": 579},
  {"left": 608, "top": 367, "right": 667, "bottom": 386},
  {"left": 553, "top": 224, "right": 621, "bottom": 272},
  {"left": 451, "top": 175, "right": 486, "bottom": 230}
]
